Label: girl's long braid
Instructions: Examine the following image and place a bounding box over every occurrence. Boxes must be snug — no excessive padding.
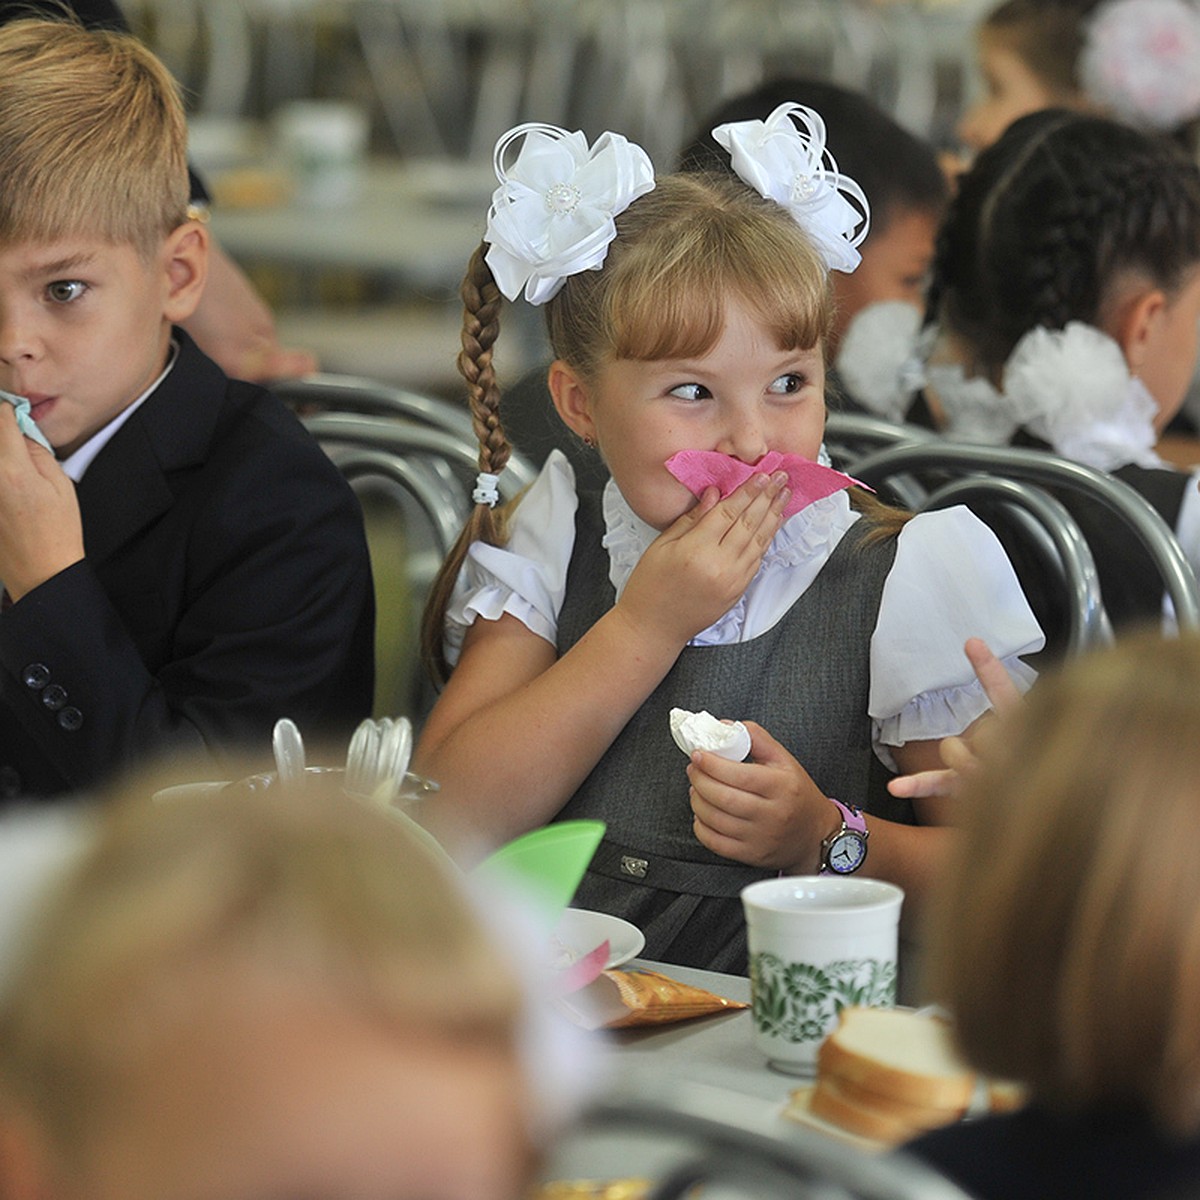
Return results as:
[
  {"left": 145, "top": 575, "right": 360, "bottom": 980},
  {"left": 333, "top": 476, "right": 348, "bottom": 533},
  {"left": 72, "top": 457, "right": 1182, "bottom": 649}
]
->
[
  {"left": 458, "top": 242, "right": 510, "bottom": 483},
  {"left": 420, "top": 242, "right": 514, "bottom": 685}
]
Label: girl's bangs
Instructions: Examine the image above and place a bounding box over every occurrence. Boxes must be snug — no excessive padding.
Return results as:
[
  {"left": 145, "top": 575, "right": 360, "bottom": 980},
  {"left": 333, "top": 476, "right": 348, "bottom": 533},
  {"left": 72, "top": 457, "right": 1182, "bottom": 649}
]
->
[{"left": 605, "top": 240, "right": 829, "bottom": 362}]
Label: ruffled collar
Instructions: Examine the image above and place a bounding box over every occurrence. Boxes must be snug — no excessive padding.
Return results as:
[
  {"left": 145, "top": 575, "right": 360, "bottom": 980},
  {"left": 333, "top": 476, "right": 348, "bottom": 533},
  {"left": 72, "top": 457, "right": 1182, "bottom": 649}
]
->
[
  {"left": 600, "top": 473, "right": 856, "bottom": 643},
  {"left": 929, "top": 322, "right": 1164, "bottom": 472}
]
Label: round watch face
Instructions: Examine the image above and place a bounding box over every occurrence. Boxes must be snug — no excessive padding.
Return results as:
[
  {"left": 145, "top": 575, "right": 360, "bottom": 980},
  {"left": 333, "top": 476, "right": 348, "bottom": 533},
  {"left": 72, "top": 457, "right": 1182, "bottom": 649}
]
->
[{"left": 827, "top": 830, "right": 867, "bottom": 874}]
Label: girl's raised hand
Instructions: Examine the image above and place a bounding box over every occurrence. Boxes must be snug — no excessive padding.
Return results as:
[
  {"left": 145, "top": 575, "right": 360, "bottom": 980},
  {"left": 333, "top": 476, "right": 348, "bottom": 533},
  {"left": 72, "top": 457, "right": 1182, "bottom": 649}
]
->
[
  {"left": 687, "top": 719, "right": 828, "bottom": 871},
  {"left": 616, "top": 471, "right": 790, "bottom": 648}
]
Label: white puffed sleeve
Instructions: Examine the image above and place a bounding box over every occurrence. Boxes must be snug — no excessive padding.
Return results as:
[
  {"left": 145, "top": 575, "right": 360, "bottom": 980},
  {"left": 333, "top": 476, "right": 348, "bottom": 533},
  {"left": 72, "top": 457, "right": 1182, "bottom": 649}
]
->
[
  {"left": 869, "top": 506, "right": 1044, "bottom": 758},
  {"left": 444, "top": 451, "right": 579, "bottom": 666}
]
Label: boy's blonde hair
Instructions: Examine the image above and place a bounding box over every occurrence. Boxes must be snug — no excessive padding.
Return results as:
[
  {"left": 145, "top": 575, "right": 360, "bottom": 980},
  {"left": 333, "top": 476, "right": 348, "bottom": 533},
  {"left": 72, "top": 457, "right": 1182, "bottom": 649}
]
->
[
  {"left": 0, "top": 768, "right": 523, "bottom": 1161},
  {"left": 0, "top": 16, "right": 189, "bottom": 257},
  {"left": 926, "top": 630, "right": 1200, "bottom": 1136}
]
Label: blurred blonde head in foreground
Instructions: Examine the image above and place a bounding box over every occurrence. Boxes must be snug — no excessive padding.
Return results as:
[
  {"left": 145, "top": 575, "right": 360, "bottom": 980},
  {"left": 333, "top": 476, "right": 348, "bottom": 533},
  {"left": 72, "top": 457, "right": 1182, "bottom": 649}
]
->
[
  {"left": 0, "top": 768, "right": 536, "bottom": 1200},
  {"left": 926, "top": 629, "right": 1200, "bottom": 1136}
]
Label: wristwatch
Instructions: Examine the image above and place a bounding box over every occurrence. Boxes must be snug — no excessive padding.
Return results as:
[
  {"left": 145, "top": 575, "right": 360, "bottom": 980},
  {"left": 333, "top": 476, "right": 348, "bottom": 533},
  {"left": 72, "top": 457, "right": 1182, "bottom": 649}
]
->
[{"left": 819, "top": 798, "right": 868, "bottom": 875}]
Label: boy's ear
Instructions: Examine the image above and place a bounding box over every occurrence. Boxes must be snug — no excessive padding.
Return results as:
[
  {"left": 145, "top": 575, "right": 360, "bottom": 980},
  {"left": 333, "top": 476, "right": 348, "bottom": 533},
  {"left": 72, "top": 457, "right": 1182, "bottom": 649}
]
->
[
  {"left": 161, "top": 220, "right": 210, "bottom": 325},
  {"left": 547, "top": 359, "right": 597, "bottom": 444},
  {"left": 1110, "top": 286, "right": 1167, "bottom": 374}
]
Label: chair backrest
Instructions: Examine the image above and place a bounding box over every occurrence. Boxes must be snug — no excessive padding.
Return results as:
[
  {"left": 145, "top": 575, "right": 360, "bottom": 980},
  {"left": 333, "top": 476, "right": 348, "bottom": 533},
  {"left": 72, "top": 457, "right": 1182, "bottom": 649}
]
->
[
  {"left": 303, "top": 416, "right": 483, "bottom": 721},
  {"left": 823, "top": 412, "right": 936, "bottom": 509},
  {"left": 849, "top": 440, "right": 1200, "bottom": 635},
  {"left": 545, "top": 1083, "right": 975, "bottom": 1200},
  {"left": 824, "top": 411, "right": 937, "bottom": 460},
  {"left": 273, "top": 372, "right": 477, "bottom": 442},
  {"left": 920, "top": 474, "right": 1109, "bottom": 660},
  {"left": 296, "top": 401, "right": 539, "bottom": 497}
]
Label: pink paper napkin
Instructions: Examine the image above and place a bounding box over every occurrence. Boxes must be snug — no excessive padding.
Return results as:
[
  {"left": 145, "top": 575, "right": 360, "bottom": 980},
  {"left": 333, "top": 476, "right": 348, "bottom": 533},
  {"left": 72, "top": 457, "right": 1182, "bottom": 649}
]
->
[
  {"left": 665, "top": 449, "right": 866, "bottom": 520},
  {"left": 553, "top": 938, "right": 611, "bottom": 996}
]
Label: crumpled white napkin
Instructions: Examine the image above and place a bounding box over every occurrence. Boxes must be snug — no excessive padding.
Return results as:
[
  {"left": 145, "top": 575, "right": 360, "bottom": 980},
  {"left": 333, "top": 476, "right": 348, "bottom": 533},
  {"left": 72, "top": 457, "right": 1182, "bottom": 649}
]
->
[{"left": 669, "top": 707, "right": 752, "bottom": 761}]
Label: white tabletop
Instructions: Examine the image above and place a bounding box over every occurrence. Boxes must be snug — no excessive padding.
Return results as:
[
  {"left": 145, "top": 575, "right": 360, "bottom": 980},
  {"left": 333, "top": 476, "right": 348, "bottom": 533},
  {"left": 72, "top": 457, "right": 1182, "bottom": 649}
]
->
[
  {"left": 542, "top": 958, "right": 904, "bottom": 1186},
  {"left": 210, "top": 158, "right": 492, "bottom": 292},
  {"left": 603, "top": 959, "right": 794, "bottom": 1107}
]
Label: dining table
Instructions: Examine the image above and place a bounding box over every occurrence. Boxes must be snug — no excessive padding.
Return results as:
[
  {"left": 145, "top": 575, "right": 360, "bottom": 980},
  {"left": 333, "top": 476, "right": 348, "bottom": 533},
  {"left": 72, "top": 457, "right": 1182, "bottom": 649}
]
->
[
  {"left": 209, "top": 156, "right": 493, "bottom": 294},
  {"left": 601, "top": 960, "right": 777, "bottom": 1104},
  {"left": 535, "top": 955, "right": 976, "bottom": 1198},
  {"left": 541, "top": 957, "right": 846, "bottom": 1187}
]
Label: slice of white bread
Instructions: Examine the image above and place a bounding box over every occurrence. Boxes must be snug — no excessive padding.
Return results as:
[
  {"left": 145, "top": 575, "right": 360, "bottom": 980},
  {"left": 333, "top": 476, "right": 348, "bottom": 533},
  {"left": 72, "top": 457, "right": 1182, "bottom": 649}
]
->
[
  {"left": 806, "top": 1075, "right": 959, "bottom": 1145},
  {"left": 800, "top": 1006, "right": 976, "bottom": 1146}
]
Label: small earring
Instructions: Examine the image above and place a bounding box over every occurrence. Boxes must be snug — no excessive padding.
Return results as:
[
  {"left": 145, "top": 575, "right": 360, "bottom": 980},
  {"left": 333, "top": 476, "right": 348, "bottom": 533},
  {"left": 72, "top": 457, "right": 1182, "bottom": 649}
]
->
[{"left": 582, "top": 434, "right": 596, "bottom": 449}]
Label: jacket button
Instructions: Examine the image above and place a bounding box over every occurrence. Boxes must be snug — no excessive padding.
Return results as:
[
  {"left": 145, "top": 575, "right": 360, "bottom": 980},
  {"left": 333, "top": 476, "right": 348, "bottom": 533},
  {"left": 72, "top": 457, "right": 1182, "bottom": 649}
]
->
[
  {"left": 0, "top": 765, "right": 21, "bottom": 798},
  {"left": 57, "top": 706, "right": 83, "bottom": 732},
  {"left": 22, "top": 663, "right": 50, "bottom": 690},
  {"left": 41, "top": 684, "right": 67, "bottom": 711}
]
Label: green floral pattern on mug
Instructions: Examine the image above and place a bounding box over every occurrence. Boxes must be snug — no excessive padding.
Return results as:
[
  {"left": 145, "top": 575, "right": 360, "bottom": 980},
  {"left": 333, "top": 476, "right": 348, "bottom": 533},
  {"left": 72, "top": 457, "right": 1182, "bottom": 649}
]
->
[{"left": 748, "top": 952, "right": 896, "bottom": 1042}]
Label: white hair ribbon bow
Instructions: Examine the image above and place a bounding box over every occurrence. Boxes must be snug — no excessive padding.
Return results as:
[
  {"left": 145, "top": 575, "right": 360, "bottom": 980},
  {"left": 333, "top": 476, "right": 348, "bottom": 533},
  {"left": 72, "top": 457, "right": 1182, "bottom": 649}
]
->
[
  {"left": 484, "top": 123, "right": 656, "bottom": 306},
  {"left": 712, "top": 103, "right": 870, "bottom": 273}
]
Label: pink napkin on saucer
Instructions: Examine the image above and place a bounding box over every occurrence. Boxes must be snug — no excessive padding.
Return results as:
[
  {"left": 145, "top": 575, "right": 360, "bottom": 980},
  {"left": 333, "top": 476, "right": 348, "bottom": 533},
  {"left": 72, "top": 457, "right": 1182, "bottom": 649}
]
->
[
  {"left": 552, "top": 938, "right": 611, "bottom": 996},
  {"left": 665, "top": 450, "right": 866, "bottom": 520}
]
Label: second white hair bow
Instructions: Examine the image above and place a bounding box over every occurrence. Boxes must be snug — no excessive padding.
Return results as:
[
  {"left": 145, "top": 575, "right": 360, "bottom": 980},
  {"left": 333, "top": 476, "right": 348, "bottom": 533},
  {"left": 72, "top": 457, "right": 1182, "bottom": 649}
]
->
[
  {"left": 485, "top": 123, "right": 656, "bottom": 305},
  {"left": 712, "top": 103, "right": 870, "bottom": 273}
]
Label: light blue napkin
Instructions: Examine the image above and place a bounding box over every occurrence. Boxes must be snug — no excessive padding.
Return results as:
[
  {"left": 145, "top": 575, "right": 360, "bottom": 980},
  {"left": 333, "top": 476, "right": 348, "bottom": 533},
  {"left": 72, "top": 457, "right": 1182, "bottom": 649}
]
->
[{"left": 0, "top": 389, "right": 52, "bottom": 453}]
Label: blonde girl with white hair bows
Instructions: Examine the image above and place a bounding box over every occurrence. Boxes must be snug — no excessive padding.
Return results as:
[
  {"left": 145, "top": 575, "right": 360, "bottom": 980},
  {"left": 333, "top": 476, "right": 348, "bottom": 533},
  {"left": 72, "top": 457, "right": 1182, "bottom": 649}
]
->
[{"left": 414, "top": 108, "right": 1044, "bottom": 976}]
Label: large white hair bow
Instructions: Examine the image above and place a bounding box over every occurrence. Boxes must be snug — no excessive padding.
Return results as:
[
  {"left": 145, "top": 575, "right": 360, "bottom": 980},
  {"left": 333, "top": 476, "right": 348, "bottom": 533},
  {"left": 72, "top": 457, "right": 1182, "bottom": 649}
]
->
[
  {"left": 1079, "top": 0, "right": 1200, "bottom": 131},
  {"left": 711, "top": 103, "right": 870, "bottom": 273},
  {"left": 484, "top": 123, "right": 656, "bottom": 306},
  {"left": 1003, "top": 322, "right": 1161, "bottom": 471}
]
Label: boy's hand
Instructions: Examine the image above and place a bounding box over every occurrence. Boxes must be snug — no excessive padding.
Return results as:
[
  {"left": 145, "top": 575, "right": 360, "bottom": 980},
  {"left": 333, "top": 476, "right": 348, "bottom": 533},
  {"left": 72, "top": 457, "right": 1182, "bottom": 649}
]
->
[
  {"left": 617, "top": 472, "right": 790, "bottom": 648},
  {"left": 687, "top": 720, "right": 829, "bottom": 871},
  {"left": 887, "top": 637, "right": 1021, "bottom": 800},
  {"left": 0, "top": 405, "right": 84, "bottom": 601}
]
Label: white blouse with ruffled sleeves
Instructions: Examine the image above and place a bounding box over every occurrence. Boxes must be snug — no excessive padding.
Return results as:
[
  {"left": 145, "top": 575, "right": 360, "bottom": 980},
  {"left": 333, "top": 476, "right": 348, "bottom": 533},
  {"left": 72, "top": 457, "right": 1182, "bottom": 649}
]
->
[{"left": 446, "top": 450, "right": 1044, "bottom": 758}]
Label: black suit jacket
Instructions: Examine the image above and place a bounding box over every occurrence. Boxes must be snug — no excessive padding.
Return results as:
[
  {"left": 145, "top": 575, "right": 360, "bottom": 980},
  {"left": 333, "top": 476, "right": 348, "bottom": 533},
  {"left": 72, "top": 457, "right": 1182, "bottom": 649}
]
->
[{"left": 0, "top": 332, "right": 374, "bottom": 799}]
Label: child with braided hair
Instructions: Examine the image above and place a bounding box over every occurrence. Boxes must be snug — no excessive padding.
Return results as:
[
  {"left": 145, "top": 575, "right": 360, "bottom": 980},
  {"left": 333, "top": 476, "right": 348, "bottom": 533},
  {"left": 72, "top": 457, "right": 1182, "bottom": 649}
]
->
[
  {"left": 922, "top": 107, "right": 1200, "bottom": 628},
  {"left": 415, "top": 110, "right": 1043, "bottom": 974}
]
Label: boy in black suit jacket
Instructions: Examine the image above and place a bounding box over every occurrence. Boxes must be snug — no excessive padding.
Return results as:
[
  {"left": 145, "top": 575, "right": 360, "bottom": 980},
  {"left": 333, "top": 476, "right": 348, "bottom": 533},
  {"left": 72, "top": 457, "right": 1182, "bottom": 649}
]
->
[{"left": 0, "top": 17, "right": 375, "bottom": 799}]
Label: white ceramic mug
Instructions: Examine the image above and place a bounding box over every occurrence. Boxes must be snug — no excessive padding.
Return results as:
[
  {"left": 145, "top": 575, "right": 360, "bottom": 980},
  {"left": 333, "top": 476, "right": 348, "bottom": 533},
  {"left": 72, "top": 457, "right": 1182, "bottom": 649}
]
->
[
  {"left": 741, "top": 874, "right": 903, "bottom": 1075},
  {"left": 274, "top": 100, "right": 369, "bottom": 208}
]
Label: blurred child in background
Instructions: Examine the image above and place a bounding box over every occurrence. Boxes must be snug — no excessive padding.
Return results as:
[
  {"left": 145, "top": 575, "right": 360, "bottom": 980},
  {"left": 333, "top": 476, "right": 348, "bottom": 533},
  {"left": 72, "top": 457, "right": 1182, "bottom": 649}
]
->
[
  {"left": 0, "top": 772, "right": 555, "bottom": 1200},
  {"left": 957, "top": 0, "right": 1200, "bottom": 160},
  {"left": 907, "top": 629, "right": 1200, "bottom": 1199}
]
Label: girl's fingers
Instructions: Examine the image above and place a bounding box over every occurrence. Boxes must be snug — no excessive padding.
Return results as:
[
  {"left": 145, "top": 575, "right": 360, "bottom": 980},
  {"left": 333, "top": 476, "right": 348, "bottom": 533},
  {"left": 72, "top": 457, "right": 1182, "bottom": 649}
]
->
[
  {"left": 964, "top": 637, "right": 1020, "bottom": 714},
  {"left": 688, "top": 786, "right": 752, "bottom": 838},
  {"left": 692, "top": 814, "right": 745, "bottom": 859},
  {"left": 687, "top": 766, "right": 759, "bottom": 821},
  {"left": 887, "top": 768, "right": 959, "bottom": 800},
  {"left": 675, "top": 472, "right": 788, "bottom": 544}
]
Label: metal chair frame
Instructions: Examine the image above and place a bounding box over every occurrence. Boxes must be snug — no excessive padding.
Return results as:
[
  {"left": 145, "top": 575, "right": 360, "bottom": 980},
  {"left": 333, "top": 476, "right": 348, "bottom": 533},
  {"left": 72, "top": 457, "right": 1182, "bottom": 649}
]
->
[
  {"left": 301, "top": 410, "right": 538, "bottom": 500},
  {"left": 557, "top": 1084, "right": 975, "bottom": 1200},
  {"left": 275, "top": 372, "right": 477, "bottom": 441},
  {"left": 848, "top": 441, "right": 1200, "bottom": 631},
  {"left": 921, "top": 475, "right": 1110, "bottom": 656}
]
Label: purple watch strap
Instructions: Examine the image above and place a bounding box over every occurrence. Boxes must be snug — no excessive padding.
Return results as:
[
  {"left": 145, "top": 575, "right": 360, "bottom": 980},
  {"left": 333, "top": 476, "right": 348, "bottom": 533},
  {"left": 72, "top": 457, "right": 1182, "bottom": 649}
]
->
[{"left": 827, "top": 797, "right": 867, "bottom": 833}]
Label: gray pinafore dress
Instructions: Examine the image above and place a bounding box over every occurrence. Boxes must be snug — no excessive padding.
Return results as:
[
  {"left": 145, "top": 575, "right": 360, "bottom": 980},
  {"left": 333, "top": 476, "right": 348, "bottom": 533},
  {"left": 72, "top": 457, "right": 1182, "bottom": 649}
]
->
[{"left": 554, "top": 492, "right": 913, "bottom": 974}]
